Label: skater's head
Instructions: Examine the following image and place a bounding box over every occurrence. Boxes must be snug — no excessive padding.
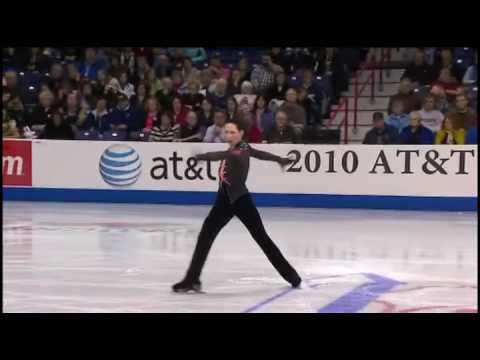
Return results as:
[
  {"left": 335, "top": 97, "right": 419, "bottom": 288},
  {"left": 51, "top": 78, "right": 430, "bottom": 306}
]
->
[{"left": 224, "top": 120, "right": 247, "bottom": 146}]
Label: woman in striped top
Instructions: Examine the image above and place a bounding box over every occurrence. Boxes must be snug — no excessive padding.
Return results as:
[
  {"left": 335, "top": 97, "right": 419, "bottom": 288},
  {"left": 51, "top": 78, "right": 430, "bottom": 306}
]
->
[{"left": 148, "top": 113, "right": 179, "bottom": 142}]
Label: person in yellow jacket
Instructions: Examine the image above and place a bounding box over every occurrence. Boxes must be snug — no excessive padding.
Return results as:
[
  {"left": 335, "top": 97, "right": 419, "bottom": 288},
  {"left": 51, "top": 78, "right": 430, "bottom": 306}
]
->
[{"left": 435, "top": 116, "right": 465, "bottom": 145}]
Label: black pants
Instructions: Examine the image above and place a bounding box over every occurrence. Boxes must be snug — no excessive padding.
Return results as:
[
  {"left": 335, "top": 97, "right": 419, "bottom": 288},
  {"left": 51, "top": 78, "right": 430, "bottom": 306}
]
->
[{"left": 184, "top": 189, "right": 300, "bottom": 284}]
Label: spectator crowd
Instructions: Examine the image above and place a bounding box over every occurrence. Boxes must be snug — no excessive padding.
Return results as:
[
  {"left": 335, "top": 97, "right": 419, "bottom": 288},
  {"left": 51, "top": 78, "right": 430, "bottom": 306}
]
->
[
  {"left": 363, "top": 47, "right": 477, "bottom": 145},
  {"left": 3, "top": 47, "right": 476, "bottom": 145},
  {"left": 2, "top": 47, "right": 366, "bottom": 143}
]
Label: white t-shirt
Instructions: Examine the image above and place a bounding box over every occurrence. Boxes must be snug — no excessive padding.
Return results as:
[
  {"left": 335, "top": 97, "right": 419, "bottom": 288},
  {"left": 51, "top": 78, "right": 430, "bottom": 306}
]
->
[{"left": 418, "top": 109, "right": 444, "bottom": 133}]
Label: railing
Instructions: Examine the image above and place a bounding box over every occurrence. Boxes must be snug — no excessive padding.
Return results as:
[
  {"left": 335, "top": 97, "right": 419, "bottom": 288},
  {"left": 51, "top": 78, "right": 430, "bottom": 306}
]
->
[{"left": 327, "top": 48, "right": 393, "bottom": 144}]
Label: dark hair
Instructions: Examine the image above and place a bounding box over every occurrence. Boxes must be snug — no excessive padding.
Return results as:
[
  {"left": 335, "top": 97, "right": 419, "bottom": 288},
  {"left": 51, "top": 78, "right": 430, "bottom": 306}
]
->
[
  {"left": 373, "top": 112, "right": 384, "bottom": 121},
  {"left": 226, "top": 119, "right": 248, "bottom": 134},
  {"left": 253, "top": 94, "right": 269, "bottom": 112},
  {"left": 214, "top": 108, "right": 227, "bottom": 116}
]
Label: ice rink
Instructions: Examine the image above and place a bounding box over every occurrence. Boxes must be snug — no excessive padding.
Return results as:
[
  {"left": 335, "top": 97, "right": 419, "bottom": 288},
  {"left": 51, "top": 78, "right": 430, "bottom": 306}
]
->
[{"left": 3, "top": 201, "right": 477, "bottom": 313}]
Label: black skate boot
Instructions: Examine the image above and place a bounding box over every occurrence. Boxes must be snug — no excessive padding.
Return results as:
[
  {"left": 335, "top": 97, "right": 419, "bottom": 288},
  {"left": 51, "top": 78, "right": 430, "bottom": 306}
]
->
[
  {"left": 290, "top": 274, "right": 302, "bottom": 289},
  {"left": 172, "top": 279, "right": 203, "bottom": 293}
]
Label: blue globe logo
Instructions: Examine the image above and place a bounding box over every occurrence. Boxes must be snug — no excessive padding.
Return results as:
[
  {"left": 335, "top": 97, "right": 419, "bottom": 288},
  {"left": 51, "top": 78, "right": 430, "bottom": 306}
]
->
[{"left": 99, "top": 144, "right": 142, "bottom": 186}]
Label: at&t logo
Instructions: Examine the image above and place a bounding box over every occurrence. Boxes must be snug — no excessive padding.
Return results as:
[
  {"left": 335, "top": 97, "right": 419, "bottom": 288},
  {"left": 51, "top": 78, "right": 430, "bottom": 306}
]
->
[{"left": 99, "top": 144, "right": 142, "bottom": 186}]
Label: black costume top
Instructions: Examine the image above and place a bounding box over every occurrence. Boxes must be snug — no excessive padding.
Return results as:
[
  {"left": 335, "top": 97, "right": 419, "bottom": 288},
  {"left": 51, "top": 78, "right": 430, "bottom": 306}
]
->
[{"left": 196, "top": 141, "right": 291, "bottom": 203}]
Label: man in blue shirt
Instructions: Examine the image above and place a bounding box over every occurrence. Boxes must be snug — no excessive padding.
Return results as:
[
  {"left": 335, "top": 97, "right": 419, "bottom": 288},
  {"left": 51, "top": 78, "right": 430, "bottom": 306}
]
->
[
  {"left": 386, "top": 100, "right": 410, "bottom": 134},
  {"left": 77, "top": 48, "right": 105, "bottom": 81}
]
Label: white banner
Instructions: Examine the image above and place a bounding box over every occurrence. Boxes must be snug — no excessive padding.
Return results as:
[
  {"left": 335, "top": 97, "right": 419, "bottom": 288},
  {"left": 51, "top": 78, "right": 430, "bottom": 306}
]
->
[{"left": 29, "top": 140, "right": 477, "bottom": 198}]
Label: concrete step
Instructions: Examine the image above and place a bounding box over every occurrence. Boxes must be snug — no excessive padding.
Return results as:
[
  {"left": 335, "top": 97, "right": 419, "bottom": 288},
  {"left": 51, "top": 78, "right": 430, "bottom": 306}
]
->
[
  {"left": 333, "top": 96, "right": 390, "bottom": 112},
  {"left": 343, "top": 82, "right": 399, "bottom": 97},
  {"left": 352, "top": 68, "right": 405, "bottom": 84}
]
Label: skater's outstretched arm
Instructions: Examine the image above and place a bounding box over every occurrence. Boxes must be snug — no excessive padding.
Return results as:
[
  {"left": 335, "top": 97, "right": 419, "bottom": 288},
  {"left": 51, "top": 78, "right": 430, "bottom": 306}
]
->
[
  {"left": 195, "top": 151, "right": 231, "bottom": 161},
  {"left": 249, "top": 146, "right": 293, "bottom": 165}
]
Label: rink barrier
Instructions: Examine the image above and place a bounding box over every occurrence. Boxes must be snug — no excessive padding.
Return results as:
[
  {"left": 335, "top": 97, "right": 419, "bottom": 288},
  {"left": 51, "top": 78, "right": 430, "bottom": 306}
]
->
[
  {"left": 3, "top": 187, "right": 477, "bottom": 211},
  {"left": 3, "top": 139, "right": 477, "bottom": 211}
]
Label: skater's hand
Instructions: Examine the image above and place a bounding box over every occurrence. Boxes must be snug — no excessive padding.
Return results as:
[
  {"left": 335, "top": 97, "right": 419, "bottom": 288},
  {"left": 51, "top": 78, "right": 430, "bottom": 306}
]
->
[{"left": 278, "top": 157, "right": 294, "bottom": 171}]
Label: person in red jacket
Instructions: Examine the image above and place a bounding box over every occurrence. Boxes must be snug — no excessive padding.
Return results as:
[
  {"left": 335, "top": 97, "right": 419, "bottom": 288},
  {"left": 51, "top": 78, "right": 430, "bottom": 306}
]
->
[
  {"left": 171, "top": 96, "right": 188, "bottom": 126},
  {"left": 240, "top": 110, "right": 262, "bottom": 143}
]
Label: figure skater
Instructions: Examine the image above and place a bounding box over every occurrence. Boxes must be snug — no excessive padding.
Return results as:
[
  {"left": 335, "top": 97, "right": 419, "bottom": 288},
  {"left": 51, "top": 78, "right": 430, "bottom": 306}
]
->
[{"left": 172, "top": 119, "right": 302, "bottom": 293}]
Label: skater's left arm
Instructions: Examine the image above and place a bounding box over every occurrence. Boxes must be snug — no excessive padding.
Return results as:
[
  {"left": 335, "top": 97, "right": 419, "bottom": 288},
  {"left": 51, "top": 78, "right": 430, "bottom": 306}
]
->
[{"left": 249, "top": 146, "right": 293, "bottom": 166}]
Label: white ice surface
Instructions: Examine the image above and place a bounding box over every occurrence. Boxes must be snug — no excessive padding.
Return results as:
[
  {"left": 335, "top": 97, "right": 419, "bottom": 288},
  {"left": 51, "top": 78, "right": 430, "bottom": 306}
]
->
[{"left": 3, "top": 201, "right": 477, "bottom": 313}]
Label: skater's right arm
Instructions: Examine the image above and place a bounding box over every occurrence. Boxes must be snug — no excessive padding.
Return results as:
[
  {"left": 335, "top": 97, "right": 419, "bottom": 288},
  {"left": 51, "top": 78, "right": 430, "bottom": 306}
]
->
[{"left": 195, "top": 151, "right": 231, "bottom": 161}]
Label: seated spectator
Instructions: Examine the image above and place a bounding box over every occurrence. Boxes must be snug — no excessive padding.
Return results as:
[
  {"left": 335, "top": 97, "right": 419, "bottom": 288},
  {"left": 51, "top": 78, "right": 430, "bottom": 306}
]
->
[
  {"left": 435, "top": 116, "right": 465, "bottom": 144},
  {"left": 264, "top": 110, "right": 298, "bottom": 144},
  {"left": 234, "top": 81, "right": 257, "bottom": 113},
  {"left": 226, "top": 96, "right": 238, "bottom": 121},
  {"left": 77, "top": 99, "right": 91, "bottom": 131},
  {"left": 203, "top": 109, "right": 227, "bottom": 143},
  {"left": 208, "top": 53, "right": 230, "bottom": 80},
  {"left": 175, "top": 111, "right": 203, "bottom": 142},
  {"left": 6, "top": 95, "right": 27, "bottom": 130},
  {"left": 433, "top": 48, "right": 462, "bottom": 82},
  {"left": 63, "top": 91, "right": 80, "bottom": 126},
  {"left": 197, "top": 98, "right": 215, "bottom": 129},
  {"left": 171, "top": 96, "right": 189, "bottom": 126},
  {"left": 238, "top": 56, "right": 251, "bottom": 82},
  {"left": 208, "top": 78, "right": 228, "bottom": 109},
  {"left": 279, "top": 88, "right": 307, "bottom": 132},
  {"left": 271, "top": 47, "right": 292, "bottom": 73},
  {"left": 154, "top": 51, "right": 173, "bottom": 78},
  {"left": 108, "top": 93, "right": 141, "bottom": 132},
  {"left": 146, "top": 68, "right": 163, "bottom": 97},
  {"left": 23, "top": 47, "right": 52, "bottom": 73},
  {"left": 78, "top": 48, "right": 104, "bottom": 81},
  {"left": 182, "top": 57, "right": 200, "bottom": 85},
  {"left": 402, "top": 48, "right": 435, "bottom": 87},
  {"left": 156, "top": 77, "right": 177, "bottom": 110},
  {"left": 131, "top": 81, "right": 149, "bottom": 108},
  {"left": 171, "top": 69, "right": 187, "bottom": 94},
  {"left": 430, "top": 84, "right": 450, "bottom": 114},
  {"left": 240, "top": 110, "right": 262, "bottom": 143},
  {"left": 465, "top": 126, "right": 477, "bottom": 144},
  {"left": 3, "top": 109, "right": 21, "bottom": 138},
  {"left": 446, "top": 94, "right": 477, "bottom": 130},
  {"left": 4, "top": 70, "right": 26, "bottom": 103},
  {"left": 227, "top": 69, "right": 243, "bottom": 96},
  {"left": 182, "top": 81, "right": 204, "bottom": 112},
  {"left": 266, "top": 71, "right": 289, "bottom": 101},
  {"left": 386, "top": 100, "right": 410, "bottom": 134},
  {"left": 400, "top": 112, "right": 435, "bottom": 144},
  {"left": 169, "top": 47, "right": 186, "bottom": 69},
  {"left": 82, "top": 97, "right": 109, "bottom": 132},
  {"left": 300, "top": 69, "right": 320, "bottom": 101},
  {"left": 42, "top": 108, "right": 74, "bottom": 140},
  {"left": 29, "top": 90, "right": 55, "bottom": 128},
  {"left": 66, "top": 62, "right": 81, "bottom": 89},
  {"left": 363, "top": 112, "right": 399, "bottom": 145},
  {"left": 298, "top": 88, "right": 322, "bottom": 127},
  {"left": 388, "top": 78, "right": 421, "bottom": 114},
  {"left": 251, "top": 52, "right": 282, "bottom": 94},
  {"left": 119, "top": 47, "right": 136, "bottom": 75},
  {"left": 431, "top": 67, "right": 461, "bottom": 104},
  {"left": 183, "top": 48, "right": 207, "bottom": 65},
  {"left": 462, "top": 50, "right": 477, "bottom": 86},
  {"left": 199, "top": 69, "right": 213, "bottom": 96},
  {"left": 253, "top": 95, "right": 274, "bottom": 134},
  {"left": 46, "top": 63, "right": 65, "bottom": 94},
  {"left": 118, "top": 71, "right": 135, "bottom": 99},
  {"left": 142, "top": 97, "right": 161, "bottom": 132},
  {"left": 149, "top": 113, "right": 179, "bottom": 142},
  {"left": 417, "top": 94, "right": 445, "bottom": 133}
]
